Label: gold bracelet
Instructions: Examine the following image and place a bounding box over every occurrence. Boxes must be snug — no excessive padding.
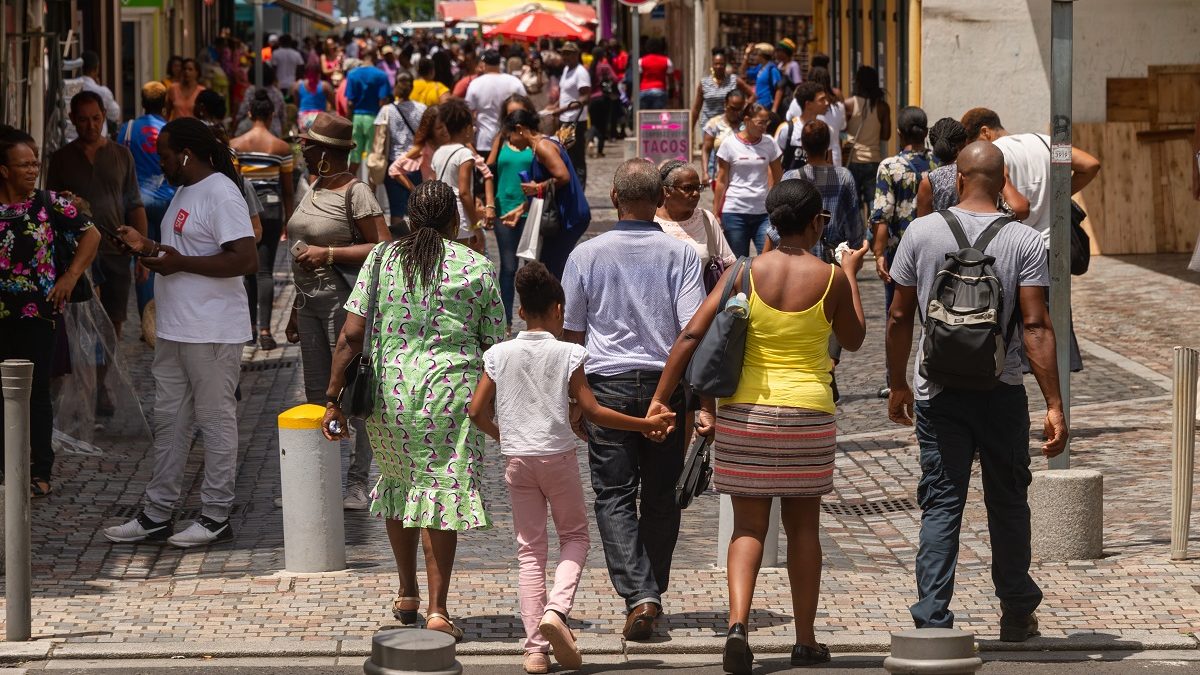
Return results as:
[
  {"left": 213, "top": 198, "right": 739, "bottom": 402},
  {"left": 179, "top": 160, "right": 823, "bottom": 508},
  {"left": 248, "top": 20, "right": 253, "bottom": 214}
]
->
[{"left": 326, "top": 245, "right": 335, "bottom": 265}]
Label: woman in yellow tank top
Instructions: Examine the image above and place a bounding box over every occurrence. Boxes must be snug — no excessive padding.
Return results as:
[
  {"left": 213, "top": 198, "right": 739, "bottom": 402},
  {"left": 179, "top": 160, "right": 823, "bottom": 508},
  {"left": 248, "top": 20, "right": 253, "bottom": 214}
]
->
[{"left": 648, "top": 179, "right": 867, "bottom": 672}]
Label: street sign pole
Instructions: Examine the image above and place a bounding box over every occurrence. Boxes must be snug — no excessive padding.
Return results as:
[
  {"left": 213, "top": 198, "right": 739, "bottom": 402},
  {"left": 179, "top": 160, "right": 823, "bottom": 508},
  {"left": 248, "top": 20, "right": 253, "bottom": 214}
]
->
[
  {"left": 254, "top": 0, "right": 264, "bottom": 92},
  {"left": 630, "top": 8, "right": 640, "bottom": 123},
  {"left": 1049, "top": 0, "right": 1074, "bottom": 470}
]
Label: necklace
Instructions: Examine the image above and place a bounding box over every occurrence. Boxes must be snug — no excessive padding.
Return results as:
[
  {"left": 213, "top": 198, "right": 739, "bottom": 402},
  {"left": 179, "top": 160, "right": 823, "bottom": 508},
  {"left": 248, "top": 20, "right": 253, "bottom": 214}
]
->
[{"left": 775, "top": 244, "right": 809, "bottom": 255}]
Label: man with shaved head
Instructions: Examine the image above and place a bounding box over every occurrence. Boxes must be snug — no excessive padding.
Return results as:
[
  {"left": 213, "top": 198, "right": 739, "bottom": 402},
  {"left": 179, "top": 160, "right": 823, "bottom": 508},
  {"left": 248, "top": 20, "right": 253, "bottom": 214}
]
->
[
  {"left": 884, "top": 140, "right": 1068, "bottom": 642},
  {"left": 561, "top": 159, "right": 704, "bottom": 641}
]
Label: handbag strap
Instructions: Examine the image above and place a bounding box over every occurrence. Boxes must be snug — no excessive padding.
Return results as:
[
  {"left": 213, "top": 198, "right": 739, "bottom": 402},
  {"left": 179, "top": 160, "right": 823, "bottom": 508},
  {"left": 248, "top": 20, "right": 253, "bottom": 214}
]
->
[
  {"left": 720, "top": 256, "right": 751, "bottom": 306},
  {"left": 361, "top": 243, "right": 387, "bottom": 365},
  {"left": 341, "top": 179, "right": 364, "bottom": 244},
  {"left": 701, "top": 210, "right": 720, "bottom": 262}
]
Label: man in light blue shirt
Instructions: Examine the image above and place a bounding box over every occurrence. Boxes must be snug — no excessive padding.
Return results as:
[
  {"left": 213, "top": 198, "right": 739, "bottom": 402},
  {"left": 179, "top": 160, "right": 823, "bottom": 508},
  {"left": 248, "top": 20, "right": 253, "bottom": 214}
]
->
[{"left": 562, "top": 159, "right": 705, "bottom": 641}]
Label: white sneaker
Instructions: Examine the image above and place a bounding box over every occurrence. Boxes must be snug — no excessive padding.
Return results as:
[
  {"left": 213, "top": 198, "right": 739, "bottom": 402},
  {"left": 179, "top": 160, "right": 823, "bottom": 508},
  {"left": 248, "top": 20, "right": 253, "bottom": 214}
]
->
[
  {"left": 103, "top": 512, "right": 174, "bottom": 543},
  {"left": 343, "top": 484, "right": 371, "bottom": 510},
  {"left": 167, "top": 516, "right": 234, "bottom": 548}
]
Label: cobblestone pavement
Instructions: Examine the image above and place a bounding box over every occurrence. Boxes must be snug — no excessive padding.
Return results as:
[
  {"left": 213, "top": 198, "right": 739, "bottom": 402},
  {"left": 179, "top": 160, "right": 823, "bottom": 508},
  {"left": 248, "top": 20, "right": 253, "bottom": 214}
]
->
[{"left": 4, "top": 153, "right": 1200, "bottom": 653}]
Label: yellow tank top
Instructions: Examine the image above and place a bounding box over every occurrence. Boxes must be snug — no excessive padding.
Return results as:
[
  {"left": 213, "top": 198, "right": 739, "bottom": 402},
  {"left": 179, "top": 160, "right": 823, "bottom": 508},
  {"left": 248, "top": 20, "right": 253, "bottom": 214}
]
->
[{"left": 724, "top": 264, "right": 837, "bottom": 414}]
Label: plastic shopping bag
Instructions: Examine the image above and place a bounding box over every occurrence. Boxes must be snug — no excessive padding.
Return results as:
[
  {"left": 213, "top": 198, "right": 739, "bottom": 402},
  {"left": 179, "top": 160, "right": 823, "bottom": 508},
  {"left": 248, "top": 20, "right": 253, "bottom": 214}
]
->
[{"left": 516, "top": 197, "right": 544, "bottom": 261}]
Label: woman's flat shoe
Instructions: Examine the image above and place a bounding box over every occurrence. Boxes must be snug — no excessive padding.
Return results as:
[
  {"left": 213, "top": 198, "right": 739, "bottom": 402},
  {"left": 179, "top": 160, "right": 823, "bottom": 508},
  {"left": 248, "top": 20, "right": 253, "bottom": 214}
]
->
[
  {"left": 425, "top": 612, "right": 464, "bottom": 642},
  {"left": 258, "top": 333, "right": 278, "bottom": 351},
  {"left": 392, "top": 596, "right": 421, "bottom": 625},
  {"left": 722, "top": 623, "right": 753, "bottom": 675},
  {"left": 790, "top": 642, "right": 831, "bottom": 666}
]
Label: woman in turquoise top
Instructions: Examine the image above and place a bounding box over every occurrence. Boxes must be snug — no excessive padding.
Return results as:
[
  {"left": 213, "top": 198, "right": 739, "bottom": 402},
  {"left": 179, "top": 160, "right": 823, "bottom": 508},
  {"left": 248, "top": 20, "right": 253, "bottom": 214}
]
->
[{"left": 486, "top": 94, "right": 537, "bottom": 329}]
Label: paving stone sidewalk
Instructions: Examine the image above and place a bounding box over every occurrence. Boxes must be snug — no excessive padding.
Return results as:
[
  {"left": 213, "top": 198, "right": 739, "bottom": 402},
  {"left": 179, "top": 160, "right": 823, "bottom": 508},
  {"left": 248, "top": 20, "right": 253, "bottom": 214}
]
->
[{"left": 3, "top": 153, "right": 1200, "bottom": 658}]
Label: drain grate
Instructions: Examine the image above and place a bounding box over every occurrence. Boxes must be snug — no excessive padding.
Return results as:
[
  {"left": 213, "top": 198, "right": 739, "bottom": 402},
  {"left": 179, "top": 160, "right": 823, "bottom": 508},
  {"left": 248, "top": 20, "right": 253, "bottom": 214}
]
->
[
  {"left": 241, "top": 359, "right": 298, "bottom": 373},
  {"left": 822, "top": 497, "right": 916, "bottom": 517},
  {"left": 106, "top": 503, "right": 247, "bottom": 521}
]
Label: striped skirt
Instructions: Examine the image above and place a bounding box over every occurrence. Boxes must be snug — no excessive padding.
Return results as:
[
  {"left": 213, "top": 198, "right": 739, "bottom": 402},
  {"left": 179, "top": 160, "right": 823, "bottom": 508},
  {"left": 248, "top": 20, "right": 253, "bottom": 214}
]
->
[{"left": 713, "top": 403, "right": 836, "bottom": 498}]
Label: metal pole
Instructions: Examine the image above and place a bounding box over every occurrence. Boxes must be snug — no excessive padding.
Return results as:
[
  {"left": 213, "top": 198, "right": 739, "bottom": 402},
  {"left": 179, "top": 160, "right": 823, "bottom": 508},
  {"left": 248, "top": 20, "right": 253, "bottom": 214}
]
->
[
  {"left": 2, "top": 360, "right": 34, "bottom": 642},
  {"left": 1047, "top": 0, "right": 1074, "bottom": 470},
  {"left": 630, "top": 7, "right": 640, "bottom": 126},
  {"left": 1171, "top": 346, "right": 1198, "bottom": 561},
  {"left": 254, "top": 0, "right": 265, "bottom": 91},
  {"left": 28, "top": 0, "right": 45, "bottom": 149}
]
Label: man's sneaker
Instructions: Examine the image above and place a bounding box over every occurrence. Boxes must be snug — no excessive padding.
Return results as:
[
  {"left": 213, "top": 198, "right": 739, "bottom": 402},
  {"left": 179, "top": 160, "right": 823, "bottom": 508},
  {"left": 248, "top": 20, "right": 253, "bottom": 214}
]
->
[
  {"left": 999, "top": 612, "right": 1041, "bottom": 642},
  {"left": 343, "top": 484, "right": 371, "bottom": 510},
  {"left": 167, "top": 516, "right": 234, "bottom": 548},
  {"left": 103, "top": 512, "right": 174, "bottom": 543}
]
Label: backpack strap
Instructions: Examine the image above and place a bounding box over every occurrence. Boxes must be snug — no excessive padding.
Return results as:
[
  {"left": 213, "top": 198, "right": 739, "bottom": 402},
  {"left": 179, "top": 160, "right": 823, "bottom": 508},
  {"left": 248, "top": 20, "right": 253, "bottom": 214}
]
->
[
  {"left": 971, "top": 216, "right": 1014, "bottom": 254},
  {"left": 938, "top": 209, "right": 971, "bottom": 250}
]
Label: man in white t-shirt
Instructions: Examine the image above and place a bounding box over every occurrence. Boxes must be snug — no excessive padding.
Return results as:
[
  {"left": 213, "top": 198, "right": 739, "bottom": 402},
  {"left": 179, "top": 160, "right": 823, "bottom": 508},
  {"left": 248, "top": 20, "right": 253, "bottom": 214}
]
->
[
  {"left": 270, "top": 35, "right": 305, "bottom": 90},
  {"left": 548, "top": 42, "right": 591, "bottom": 187},
  {"left": 104, "top": 120, "right": 258, "bottom": 550},
  {"left": 465, "top": 49, "right": 526, "bottom": 155}
]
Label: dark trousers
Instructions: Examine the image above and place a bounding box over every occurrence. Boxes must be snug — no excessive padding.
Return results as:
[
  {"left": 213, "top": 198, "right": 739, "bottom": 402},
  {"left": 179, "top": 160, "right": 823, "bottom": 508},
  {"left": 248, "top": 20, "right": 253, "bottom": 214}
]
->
[
  {"left": 911, "top": 384, "right": 1043, "bottom": 628},
  {"left": 588, "top": 100, "right": 613, "bottom": 155},
  {"left": 244, "top": 212, "right": 284, "bottom": 332},
  {"left": 539, "top": 221, "right": 588, "bottom": 281},
  {"left": 0, "top": 318, "right": 56, "bottom": 479},
  {"left": 586, "top": 370, "right": 686, "bottom": 612},
  {"left": 566, "top": 119, "right": 588, "bottom": 189}
]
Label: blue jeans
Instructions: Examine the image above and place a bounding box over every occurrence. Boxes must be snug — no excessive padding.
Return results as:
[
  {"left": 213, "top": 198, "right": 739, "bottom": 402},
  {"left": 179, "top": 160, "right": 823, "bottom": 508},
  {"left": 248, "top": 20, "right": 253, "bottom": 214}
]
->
[
  {"left": 911, "top": 384, "right": 1043, "bottom": 628},
  {"left": 384, "top": 171, "right": 422, "bottom": 225},
  {"left": 136, "top": 196, "right": 169, "bottom": 315},
  {"left": 720, "top": 212, "right": 771, "bottom": 258},
  {"left": 492, "top": 214, "right": 526, "bottom": 326},
  {"left": 586, "top": 371, "right": 686, "bottom": 611},
  {"left": 640, "top": 89, "right": 668, "bottom": 110}
]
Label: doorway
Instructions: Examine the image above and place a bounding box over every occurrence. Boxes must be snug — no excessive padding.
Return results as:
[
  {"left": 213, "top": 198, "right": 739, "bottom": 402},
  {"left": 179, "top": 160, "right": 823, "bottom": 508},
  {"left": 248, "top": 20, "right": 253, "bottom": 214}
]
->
[{"left": 120, "top": 11, "right": 156, "bottom": 120}]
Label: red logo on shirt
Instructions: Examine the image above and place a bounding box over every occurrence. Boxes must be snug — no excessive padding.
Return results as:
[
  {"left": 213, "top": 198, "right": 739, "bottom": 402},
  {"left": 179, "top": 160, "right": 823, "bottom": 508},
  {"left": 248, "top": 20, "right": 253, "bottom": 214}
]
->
[{"left": 173, "top": 209, "right": 189, "bottom": 234}]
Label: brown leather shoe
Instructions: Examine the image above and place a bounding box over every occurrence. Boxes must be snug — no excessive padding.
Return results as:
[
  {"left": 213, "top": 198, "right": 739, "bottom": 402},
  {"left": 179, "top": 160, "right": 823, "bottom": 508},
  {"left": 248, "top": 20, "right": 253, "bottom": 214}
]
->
[{"left": 622, "top": 602, "right": 660, "bottom": 641}]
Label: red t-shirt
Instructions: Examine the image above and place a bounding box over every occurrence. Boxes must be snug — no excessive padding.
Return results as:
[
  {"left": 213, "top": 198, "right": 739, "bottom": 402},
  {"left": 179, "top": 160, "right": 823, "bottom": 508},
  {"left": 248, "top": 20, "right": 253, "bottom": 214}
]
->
[{"left": 639, "top": 54, "right": 673, "bottom": 92}]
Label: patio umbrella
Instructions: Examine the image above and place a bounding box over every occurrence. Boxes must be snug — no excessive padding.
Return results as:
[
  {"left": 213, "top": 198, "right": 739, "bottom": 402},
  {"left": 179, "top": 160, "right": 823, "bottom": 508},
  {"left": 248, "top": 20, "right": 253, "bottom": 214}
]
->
[
  {"left": 438, "top": 0, "right": 597, "bottom": 25},
  {"left": 484, "top": 11, "right": 594, "bottom": 41}
]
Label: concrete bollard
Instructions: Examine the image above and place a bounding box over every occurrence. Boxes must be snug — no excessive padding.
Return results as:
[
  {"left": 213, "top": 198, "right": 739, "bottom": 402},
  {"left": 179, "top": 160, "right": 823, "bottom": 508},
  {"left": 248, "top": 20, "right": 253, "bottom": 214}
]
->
[
  {"left": 1, "top": 359, "right": 33, "bottom": 641},
  {"left": 883, "top": 628, "right": 982, "bottom": 674},
  {"left": 278, "top": 404, "right": 346, "bottom": 573},
  {"left": 1029, "top": 469, "right": 1103, "bottom": 561},
  {"left": 1171, "top": 346, "right": 1198, "bottom": 560},
  {"left": 717, "top": 495, "right": 781, "bottom": 568},
  {"left": 364, "top": 629, "right": 461, "bottom": 675}
]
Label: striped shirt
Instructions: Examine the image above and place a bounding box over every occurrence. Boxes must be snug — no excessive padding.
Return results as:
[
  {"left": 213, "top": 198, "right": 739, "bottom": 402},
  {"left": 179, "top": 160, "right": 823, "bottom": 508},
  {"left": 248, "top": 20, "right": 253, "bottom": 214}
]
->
[{"left": 699, "top": 74, "right": 739, "bottom": 129}]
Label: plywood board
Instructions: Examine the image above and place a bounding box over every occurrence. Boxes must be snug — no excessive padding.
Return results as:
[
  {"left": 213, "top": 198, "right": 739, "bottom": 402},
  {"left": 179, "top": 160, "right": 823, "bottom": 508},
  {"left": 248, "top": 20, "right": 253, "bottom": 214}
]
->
[
  {"left": 1160, "top": 137, "right": 1198, "bottom": 253},
  {"left": 1106, "top": 78, "right": 1149, "bottom": 123},
  {"left": 1072, "top": 123, "right": 1106, "bottom": 255},
  {"left": 1074, "top": 122, "right": 1155, "bottom": 255},
  {"left": 1148, "top": 64, "right": 1200, "bottom": 129}
]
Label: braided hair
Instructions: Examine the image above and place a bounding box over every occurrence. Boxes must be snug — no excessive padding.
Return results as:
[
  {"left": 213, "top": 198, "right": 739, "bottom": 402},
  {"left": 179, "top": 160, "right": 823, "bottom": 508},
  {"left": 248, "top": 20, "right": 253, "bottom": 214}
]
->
[
  {"left": 658, "top": 159, "right": 690, "bottom": 188},
  {"left": 161, "top": 117, "right": 241, "bottom": 187},
  {"left": 765, "top": 178, "right": 822, "bottom": 237},
  {"left": 395, "top": 180, "right": 456, "bottom": 289},
  {"left": 929, "top": 117, "right": 968, "bottom": 164},
  {"left": 249, "top": 88, "right": 275, "bottom": 123}
]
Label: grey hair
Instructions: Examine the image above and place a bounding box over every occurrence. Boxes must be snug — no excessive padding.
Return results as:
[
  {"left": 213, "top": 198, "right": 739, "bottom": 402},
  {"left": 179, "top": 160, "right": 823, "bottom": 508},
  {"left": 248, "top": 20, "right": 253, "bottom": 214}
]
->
[
  {"left": 613, "top": 159, "right": 663, "bottom": 205},
  {"left": 657, "top": 159, "right": 691, "bottom": 188}
]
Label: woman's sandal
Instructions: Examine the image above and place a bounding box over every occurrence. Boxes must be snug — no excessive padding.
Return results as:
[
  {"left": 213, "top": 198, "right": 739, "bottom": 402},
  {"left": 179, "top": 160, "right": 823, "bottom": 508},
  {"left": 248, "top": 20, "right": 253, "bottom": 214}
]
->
[
  {"left": 392, "top": 596, "right": 421, "bottom": 625},
  {"left": 425, "top": 612, "right": 464, "bottom": 642},
  {"left": 30, "top": 478, "right": 51, "bottom": 499}
]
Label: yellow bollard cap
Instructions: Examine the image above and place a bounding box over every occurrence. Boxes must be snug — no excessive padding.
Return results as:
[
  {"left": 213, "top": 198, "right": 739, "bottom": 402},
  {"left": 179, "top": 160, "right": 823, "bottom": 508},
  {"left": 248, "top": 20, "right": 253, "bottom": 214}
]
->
[{"left": 278, "top": 403, "right": 328, "bottom": 430}]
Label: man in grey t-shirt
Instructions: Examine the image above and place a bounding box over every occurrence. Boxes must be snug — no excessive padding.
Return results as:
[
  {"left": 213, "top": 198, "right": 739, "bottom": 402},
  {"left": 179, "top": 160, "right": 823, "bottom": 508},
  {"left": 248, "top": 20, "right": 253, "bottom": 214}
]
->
[{"left": 884, "top": 142, "right": 1068, "bottom": 641}]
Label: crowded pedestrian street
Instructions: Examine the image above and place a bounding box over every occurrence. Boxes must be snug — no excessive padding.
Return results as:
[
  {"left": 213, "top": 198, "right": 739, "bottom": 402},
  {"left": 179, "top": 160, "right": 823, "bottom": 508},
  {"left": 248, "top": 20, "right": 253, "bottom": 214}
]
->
[{"left": 2, "top": 2, "right": 1200, "bottom": 672}]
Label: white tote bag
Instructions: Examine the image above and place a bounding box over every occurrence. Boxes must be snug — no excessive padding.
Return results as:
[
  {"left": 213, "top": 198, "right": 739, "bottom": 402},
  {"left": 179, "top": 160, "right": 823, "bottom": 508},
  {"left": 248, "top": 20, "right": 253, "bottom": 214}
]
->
[{"left": 516, "top": 198, "right": 545, "bottom": 261}]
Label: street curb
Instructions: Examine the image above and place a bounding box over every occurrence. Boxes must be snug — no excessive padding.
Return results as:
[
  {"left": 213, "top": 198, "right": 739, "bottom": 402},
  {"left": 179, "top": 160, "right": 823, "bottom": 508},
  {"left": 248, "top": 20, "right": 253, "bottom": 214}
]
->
[{"left": 1, "top": 631, "right": 1195, "bottom": 663}]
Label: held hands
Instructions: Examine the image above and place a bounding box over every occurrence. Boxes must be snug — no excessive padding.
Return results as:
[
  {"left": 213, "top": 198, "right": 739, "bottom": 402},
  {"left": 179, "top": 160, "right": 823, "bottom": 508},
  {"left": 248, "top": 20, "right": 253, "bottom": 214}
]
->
[
  {"left": 887, "top": 384, "right": 915, "bottom": 426},
  {"left": 643, "top": 399, "right": 680, "bottom": 442},
  {"left": 1042, "top": 407, "right": 1069, "bottom": 458}
]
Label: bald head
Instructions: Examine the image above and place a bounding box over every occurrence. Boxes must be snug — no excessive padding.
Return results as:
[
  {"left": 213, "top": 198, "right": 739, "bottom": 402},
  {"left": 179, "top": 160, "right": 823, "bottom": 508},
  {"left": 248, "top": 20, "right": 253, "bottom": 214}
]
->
[
  {"left": 611, "top": 159, "right": 665, "bottom": 220},
  {"left": 956, "top": 140, "right": 1006, "bottom": 199}
]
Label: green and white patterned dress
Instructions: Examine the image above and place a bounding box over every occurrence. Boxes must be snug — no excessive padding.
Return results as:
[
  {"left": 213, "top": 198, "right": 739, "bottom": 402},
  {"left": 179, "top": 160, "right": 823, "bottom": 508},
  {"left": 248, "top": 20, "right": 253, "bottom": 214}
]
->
[{"left": 345, "top": 241, "right": 505, "bottom": 530}]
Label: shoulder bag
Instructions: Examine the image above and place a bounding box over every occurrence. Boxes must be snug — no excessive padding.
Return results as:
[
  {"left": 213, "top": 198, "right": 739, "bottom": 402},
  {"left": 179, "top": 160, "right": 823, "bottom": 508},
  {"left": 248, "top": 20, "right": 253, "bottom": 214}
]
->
[
  {"left": 555, "top": 68, "right": 585, "bottom": 150},
  {"left": 700, "top": 209, "right": 727, "bottom": 292},
  {"left": 684, "top": 256, "right": 752, "bottom": 398},
  {"left": 1035, "top": 135, "right": 1091, "bottom": 275},
  {"left": 675, "top": 430, "right": 713, "bottom": 509},
  {"left": 532, "top": 138, "right": 564, "bottom": 238},
  {"left": 338, "top": 243, "right": 387, "bottom": 419},
  {"left": 331, "top": 180, "right": 368, "bottom": 290}
]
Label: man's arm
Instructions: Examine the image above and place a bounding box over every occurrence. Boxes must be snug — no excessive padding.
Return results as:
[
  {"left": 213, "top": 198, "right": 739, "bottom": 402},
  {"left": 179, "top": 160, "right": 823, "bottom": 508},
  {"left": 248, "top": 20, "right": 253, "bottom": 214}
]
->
[
  {"left": 1019, "top": 286, "right": 1068, "bottom": 457},
  {"left": 885, "top": 284, "right": 918, "bottom": 426},
  {"left": 1069, "top": 146, "right": 1101, "bottom": 195}
]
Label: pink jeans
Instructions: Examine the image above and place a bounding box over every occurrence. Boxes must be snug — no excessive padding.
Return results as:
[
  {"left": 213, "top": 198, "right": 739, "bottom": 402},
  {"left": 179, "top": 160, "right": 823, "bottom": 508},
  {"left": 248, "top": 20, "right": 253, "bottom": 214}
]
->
[{"left": 504, "top": 450, "right": 591, "bottom": 653}]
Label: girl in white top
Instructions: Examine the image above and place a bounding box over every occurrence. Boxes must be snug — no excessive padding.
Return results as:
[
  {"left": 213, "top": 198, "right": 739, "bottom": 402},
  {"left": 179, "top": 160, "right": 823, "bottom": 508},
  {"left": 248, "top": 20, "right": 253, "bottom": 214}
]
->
[
  {"left": 430, "top": 98, "right": 490, "bottom": 253},
  {"left": 714, "top": 102, "right": 784, "bottom": 256},
  {"left": 469, "top": 263, "right": 673, "bottom": 675}
]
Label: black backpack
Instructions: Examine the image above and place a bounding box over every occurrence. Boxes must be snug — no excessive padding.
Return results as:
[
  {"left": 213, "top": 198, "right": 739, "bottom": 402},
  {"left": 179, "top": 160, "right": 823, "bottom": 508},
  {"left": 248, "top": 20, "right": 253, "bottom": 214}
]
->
[
  {"left": 919, "top": 210, "right": 1018, "bottom": 391},
  {"left": 779, "top": 118, "right": 808, "bottom": 172}
]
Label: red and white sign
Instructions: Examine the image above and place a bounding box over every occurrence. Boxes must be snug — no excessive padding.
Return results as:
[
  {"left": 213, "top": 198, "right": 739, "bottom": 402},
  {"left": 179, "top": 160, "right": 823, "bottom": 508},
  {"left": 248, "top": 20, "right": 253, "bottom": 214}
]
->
[{"left": 173, "top": 209, "right": 190, "bottom": 234}]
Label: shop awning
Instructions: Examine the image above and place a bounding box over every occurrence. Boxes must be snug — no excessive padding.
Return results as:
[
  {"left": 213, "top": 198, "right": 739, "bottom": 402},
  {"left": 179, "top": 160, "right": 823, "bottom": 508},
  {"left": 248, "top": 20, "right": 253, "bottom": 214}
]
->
[
  {"left": 437, "top": 0, "right": 597, "bottom": 25},
  {"left": 270, "top": 0, "right": 339, "bottom": 28}
]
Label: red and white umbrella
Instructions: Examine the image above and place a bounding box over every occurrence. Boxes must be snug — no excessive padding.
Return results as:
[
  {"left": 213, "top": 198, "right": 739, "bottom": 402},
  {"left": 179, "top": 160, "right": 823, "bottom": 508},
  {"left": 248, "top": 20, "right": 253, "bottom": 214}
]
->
[{"left": 484, "top": 11, "right": 594, "bottom": 42}]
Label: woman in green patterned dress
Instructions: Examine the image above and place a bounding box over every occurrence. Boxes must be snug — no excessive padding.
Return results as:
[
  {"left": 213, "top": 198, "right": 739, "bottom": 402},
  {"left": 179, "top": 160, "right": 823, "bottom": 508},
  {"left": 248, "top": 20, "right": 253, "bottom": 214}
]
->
[{"left": 323, "top": 180, "right": 505, "bottom": 641}]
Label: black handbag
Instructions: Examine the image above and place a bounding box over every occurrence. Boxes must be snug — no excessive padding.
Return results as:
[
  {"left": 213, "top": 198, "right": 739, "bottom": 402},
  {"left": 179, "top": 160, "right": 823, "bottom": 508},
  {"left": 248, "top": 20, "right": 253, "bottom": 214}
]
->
[
  {"left": 538, "top": 180, "right": 563, "bottom": 238},
  {"left": 1069, "top": 200, "right": 1091, "bottom": 276},
  {"left": 43, "top": 192, "right": 92, "bottom": 304},
  {"left": 337, "top": 244, "right": 387, "bottom": 419},
  {"left": 675, "top": 431, "right": 713, "bottom": 509},
  {"left": 684, "top": 257, "right": 752, "bottom": 398}
]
